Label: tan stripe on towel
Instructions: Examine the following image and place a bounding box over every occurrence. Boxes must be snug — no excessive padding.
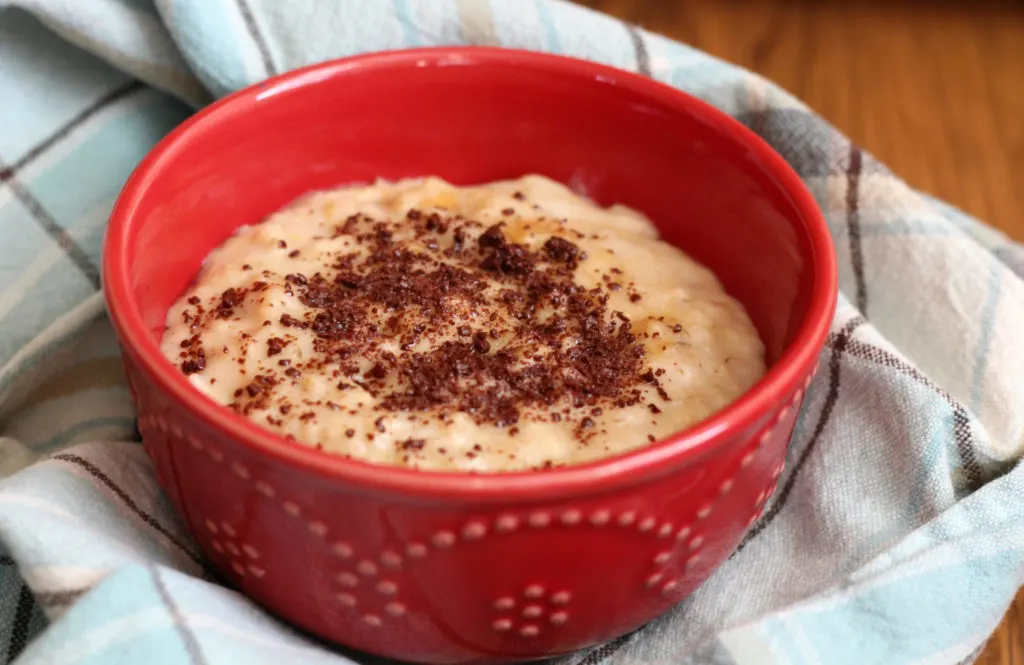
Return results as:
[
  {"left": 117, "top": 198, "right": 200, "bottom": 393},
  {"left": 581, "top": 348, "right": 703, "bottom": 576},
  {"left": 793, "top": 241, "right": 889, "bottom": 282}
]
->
[
  {"left": 18, "top": 358, "right": 126, "bottom": 408},
  {"left": 455, "top": 0, "right": 498, "bottom": 46}
]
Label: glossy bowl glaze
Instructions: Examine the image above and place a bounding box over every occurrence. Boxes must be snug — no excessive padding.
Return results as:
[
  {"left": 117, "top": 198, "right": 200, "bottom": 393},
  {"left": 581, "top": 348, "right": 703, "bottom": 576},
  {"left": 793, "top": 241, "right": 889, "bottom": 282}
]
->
[{"left": 103, "top": 47, "right": 837, "bottom": 663}]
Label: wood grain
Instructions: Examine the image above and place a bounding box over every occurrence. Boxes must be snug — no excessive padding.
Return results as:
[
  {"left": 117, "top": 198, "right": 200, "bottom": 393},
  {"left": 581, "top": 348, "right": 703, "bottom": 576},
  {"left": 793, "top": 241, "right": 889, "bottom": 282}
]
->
[{"left": 569, "top": 1, "right": 1024, "bottom": 662}]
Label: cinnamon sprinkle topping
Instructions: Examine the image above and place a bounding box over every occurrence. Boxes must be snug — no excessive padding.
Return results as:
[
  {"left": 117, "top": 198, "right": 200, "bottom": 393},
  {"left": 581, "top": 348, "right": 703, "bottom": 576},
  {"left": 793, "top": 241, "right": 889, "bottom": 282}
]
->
[{"left": 174, "top": 207, "right": 659, "bottom": 439}]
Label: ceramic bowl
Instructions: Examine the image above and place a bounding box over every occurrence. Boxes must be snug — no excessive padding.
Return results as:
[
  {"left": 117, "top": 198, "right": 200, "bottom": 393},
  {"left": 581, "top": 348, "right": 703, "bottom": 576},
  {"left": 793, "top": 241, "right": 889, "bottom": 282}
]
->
[{"left": 103, "top": 47, "right": 837, "bottom": 663}]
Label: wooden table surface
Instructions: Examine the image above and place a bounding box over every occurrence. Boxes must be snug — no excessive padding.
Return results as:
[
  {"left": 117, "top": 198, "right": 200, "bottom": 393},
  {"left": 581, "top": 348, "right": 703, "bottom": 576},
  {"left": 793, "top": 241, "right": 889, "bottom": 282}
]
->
[{"left": 571, "top": 1, "right": 1023, "bottom": 662}]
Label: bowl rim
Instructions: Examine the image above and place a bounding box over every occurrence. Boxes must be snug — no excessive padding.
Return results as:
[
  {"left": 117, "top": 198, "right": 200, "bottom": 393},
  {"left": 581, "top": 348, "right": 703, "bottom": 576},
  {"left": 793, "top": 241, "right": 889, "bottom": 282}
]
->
[{"left": 104, "top": 46, "right": 838, "bottom": 502}]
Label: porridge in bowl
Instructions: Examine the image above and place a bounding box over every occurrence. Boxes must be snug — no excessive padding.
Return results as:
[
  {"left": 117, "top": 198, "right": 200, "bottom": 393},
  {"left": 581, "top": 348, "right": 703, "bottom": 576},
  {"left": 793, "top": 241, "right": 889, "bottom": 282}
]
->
[{"left": 160, "top": 176, "right": 766, "bottom": 471}]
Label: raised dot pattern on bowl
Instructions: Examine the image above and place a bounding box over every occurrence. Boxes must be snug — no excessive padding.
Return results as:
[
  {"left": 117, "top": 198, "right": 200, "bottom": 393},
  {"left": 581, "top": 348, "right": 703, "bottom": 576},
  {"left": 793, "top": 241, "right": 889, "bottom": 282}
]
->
[{"left": 128, "top": 352, "right": 807, "bottom": 661}]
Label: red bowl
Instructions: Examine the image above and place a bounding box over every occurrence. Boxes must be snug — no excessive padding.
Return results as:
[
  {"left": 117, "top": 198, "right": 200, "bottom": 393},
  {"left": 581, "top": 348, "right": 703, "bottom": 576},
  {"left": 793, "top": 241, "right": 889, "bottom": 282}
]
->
[{"left": 104, "top": 47, "right": 836, "bottom": 663}]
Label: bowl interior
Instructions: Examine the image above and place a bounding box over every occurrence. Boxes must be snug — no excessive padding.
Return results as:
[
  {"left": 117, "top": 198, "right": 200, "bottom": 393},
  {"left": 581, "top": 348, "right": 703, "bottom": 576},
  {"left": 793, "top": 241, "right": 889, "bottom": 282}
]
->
[{"left": 111, "top": 48, "right": 826, "bottom": 438}]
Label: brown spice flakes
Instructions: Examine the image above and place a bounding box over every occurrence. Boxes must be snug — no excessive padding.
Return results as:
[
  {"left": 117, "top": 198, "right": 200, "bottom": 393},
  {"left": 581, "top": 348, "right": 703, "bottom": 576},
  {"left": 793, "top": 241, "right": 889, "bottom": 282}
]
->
[
  {"left": 480, "top": 245, "right": 533, "bottom": 276},
  {"left": 543, "top": 236, "right": 584, "bottom": 268},
  {"left": 266, "top": 337, "right": 288, "bottom": 356},
  {"left": 279, "top": 313, "right": 307, "bottom": 328},
  {"left": 215, "top": 287, "right": 246, "bottom": 318},
  {"left": 424, "top": 213, "right": 447, "bottom": 233},
  {"left": 180, "top": 352, "right": 205, "bottom": 375},
  {"left": 478, "top": 223, "right": 506, "bottom": 248},
  {"left": 501, "top": 207, "right": 515, "bottom": 216},
  {"left": 451, "top": 227, "right": 467, "bottom": 252},
  {"left": 337, "top": 214, "right": 361, "bottom": 236},
  {"left": 229, "top": 374, "right": 279, "bottom": 415},
  {"left": 629, "top": 293, "right": 642, "bottom": 303},
  {"left": 179, "top": 334, "right": 206, "bottom": 374},
  {"left": 512, "top": 191, "right": 526, "bottom": 200},
  {"left": 474, "top": 222, "right": 533, "bottom": 275},
  {"left": 245, "top": 374, "right": 275, "bottom": 397},
  {"left": 648, "top": 403, "right": 662, "bottom": 414},
  {"left": 639, "top": 368, "right": 672, "bottom": 403},
  {"left": 182, "top": 200, "right": 667, "bottom": 443},
  {"left": 400, "top": 438, "right": 426, "bottom": 451}
]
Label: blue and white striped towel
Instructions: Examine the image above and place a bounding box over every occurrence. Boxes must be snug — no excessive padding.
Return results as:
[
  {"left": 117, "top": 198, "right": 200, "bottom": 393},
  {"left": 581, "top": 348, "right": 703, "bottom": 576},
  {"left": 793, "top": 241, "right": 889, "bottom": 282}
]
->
[{"left": 0, "top": 1, "right": 1022, "bottom": 664}]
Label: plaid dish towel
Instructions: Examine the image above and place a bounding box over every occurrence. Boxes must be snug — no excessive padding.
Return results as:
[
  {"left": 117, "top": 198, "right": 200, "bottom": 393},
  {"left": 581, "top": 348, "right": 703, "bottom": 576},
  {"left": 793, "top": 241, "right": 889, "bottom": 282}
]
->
[{"left": 1, "top": 0, "right": 1023, "bottom": 663}]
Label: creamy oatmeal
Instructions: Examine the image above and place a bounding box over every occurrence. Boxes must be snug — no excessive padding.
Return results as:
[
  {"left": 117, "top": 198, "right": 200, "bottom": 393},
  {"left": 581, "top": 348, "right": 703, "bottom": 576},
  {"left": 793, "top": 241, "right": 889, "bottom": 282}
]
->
[{"left": 161, "top": 176, "right": 766, "bottom": 472}]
